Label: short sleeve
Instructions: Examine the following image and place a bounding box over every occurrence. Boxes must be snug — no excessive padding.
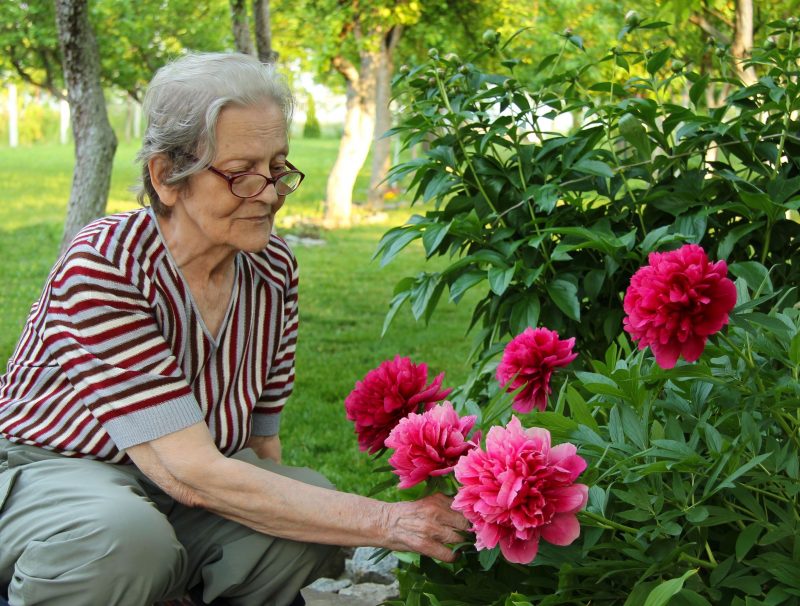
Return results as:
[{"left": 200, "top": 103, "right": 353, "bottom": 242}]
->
[
  {"left": 251, "top": 251, "right": 298, "bottom": 436},
  {"left": 43, "top": 245, "right": 203, "bottom": 449}
]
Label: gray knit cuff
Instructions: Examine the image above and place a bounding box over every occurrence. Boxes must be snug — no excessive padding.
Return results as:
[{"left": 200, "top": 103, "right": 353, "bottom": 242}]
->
[
  {"left": 251, "top": 412, "right": 281, "bottom": 436},
  {"left": 104, "top": 395, "right": 204, "bottom": 450}
]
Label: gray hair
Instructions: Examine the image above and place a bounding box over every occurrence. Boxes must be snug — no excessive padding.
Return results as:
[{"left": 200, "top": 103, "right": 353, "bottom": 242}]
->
[{"left": 135, "top": 52, "right": 294, "bottom": 216}]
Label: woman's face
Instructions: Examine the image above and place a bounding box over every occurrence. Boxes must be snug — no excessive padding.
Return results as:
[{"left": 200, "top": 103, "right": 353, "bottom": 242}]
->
[{"left": 171, "top": 100, "right": 290, "bottom": 254}]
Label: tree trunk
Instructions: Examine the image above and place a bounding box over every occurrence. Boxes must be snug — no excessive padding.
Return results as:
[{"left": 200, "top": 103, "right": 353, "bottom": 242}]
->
[
  {"left": 324, "top": 52, "right": 378, "bottom": 228},
  {"left": 367, "top": 26, "right": 402, "bottom": 211},
  {"left": 7, "top": 83, "right": 18, "bottom": 147},
  {"left": 731, "top": 0, "right": 757, "bottom": 85},
  {"left": 56, "top": 0, "right": 118, "bottom": 252},
  {"left": 253, "top": 0, "right": 278, "bottom": 63},
  {"left": 230, "top": 0, "right": 254, "bottom": 55}
]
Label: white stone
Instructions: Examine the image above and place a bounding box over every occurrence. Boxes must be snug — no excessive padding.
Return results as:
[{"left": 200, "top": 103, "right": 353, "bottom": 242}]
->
[
  {"left": 339, "top": 581, "right": 400, "bottom": 604},
  {"left": 346, "top": 547, "right": 399, "bottom": 585},
  {"left": 306, "top": 577, "right": 352, "bottom": 593}
]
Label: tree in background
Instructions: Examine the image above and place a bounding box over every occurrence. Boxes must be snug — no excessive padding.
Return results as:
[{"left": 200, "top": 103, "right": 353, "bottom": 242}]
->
[
  {"left": 55, "top": 0, "right": 116, "bottom": 252},
  {"left": 229, "top": 0, "right": 279, "bottom": 63},
  {"left": 0, "top": 0, "right": 229, "bottom": 246},
  {"left": 303, "top": 94, "right": 321, "bottom": 138}
]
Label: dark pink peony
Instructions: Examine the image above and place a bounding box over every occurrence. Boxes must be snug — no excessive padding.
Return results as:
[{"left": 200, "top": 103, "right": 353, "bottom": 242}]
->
[
  {"left": 384, "top": 401, "right": 478, "bottom": 489},
  {"left": 452, "top": 417, "right": 588, "bottom": 564},
  {"left": 623, "top": 244, "right": 737, "bottom": 369},
  {"left": 344, "top": 356, "right": 452, "bottom": 454},
  {"left": 496, "top": 327, "right": 578, "bottom": 413}
]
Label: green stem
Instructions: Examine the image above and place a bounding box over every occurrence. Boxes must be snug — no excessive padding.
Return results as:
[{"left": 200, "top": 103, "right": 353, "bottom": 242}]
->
[
  {"left": 718, "top": 331, "right": 754, "bottom": 370},
  {"left": 774, "top": 411, "right": 800, "bottom": 452},
  {"left": 580, "top": 510, "right": 638, "bottom": 535},
  {"left": 680, "top": 553, "right": 717, "bottom": 569},
  {"left": 435, "top": 76, "right": 506, "bottom": 229}
]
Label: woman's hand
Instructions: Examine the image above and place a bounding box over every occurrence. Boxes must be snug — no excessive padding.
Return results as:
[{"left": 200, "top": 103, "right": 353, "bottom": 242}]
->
[{"left": 382, "top": 493, "right": 471, "bottom": 562}]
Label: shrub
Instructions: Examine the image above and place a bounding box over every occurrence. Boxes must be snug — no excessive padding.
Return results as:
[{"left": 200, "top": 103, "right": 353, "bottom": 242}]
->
[
  {"left": 375, "top": 20, "right": 800, "bottom": 365},
  {"left": 359, "top": 16, "right": 800, "bottom": 606}
]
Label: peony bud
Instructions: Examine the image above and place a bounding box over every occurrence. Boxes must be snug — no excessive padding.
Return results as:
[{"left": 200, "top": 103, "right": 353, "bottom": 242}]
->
[
  {"left": 428, "top": 47, "right": 439, "bottom": 59},
  {"left": 482, "top": 29, "right": 499, "bottom": 46},
  {"left": 625, "top": 10, "right": 640, "bottom": 27},
  {"left": 670, "top": 59, "right": 685, "bottom": 73}
]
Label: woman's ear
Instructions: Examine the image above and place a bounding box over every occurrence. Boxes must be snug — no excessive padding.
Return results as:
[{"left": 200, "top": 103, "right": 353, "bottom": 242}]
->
[{"left": 148, "top": 155, "right": 179, "bottom": 207}]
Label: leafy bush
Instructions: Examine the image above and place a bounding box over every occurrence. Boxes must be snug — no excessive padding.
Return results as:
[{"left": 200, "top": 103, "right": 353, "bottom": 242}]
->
[
  {"left": 365, "top": 16, "right": 800, "bottom": 606},
  {"left": 376, "top": 19, "right": 800, "bottom": 364}
]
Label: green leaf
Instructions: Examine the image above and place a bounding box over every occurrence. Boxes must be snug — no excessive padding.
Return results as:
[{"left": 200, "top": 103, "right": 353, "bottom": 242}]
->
[
  {"left": 573, "top": 159, "right": 614, "bottom": 179},
  {"left": 729, "top": 261, "right": 773, "bottom": 294},
  {"left": 643, "top": 570, "right": 698, "bottom": 606},
  {"left": 478, "top": 546, "right": 500, "bottom": 570},
  {"left": 375, "top": 227, "right": 421, "bottom": 267},
  {"left": 449, "top": 271, "right": 484, "bottom": 302},
  {"left": 509, "top": 293, "right": 540, "bottom": 334},
  {"left": 488, "top": 265, "right": 515, "bottom": 296},
  {"left": 546, "top": 279, "right": 581, "bottom": 321},
  {"left": 422, "top": 222, "right": 451, "bottom": 258},
  {"left": 619, "top": 113, "right": 651, "bottom": 160},
  {"left": 646, "top": 47, "right": 672, "bottom": 74},
  {"left": 736, "top": 524, "right": 762, "bottom": 561},
  {"left": 689, "top": 74, "right": 709, "bottom": 107}
]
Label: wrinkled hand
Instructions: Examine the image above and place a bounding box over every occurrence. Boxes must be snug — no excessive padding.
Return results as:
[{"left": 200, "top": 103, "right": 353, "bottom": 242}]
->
[{"left": 383, "top": 493, "right": 471, "bottom": 561}]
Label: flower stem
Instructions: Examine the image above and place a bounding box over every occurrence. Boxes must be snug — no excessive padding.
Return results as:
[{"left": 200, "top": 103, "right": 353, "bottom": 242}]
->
[
  {"left": 680, "top": 553, "right": 717, "bottom": 569},
  {"left": 580, "top": 510, "right": 638, "bottom": 535}
]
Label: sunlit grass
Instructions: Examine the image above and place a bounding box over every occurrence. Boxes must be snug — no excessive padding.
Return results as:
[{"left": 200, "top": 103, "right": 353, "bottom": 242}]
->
[{"left": 0, "top": 140, "right": 480, "bottom": 496}]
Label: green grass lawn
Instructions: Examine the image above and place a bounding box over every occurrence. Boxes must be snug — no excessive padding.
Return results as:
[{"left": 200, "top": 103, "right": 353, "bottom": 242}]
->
[{"left": 0, "top": 139, "right": 480, "bottom": 497}]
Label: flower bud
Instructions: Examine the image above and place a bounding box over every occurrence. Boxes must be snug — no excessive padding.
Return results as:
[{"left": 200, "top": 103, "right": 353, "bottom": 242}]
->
[
  {"left": 670, "top": 60, "right": 685, "bottom": 73},
  {"left": 399, "top": 64, "right": 410, "bottom": 75},
  {"left": 482, "top": 29, "right": 499, "bottom": 46},
  {"left": 764, "top": 36, "right": 777, "bottom": 50},
  {"left": 427, "top": 77, "right": 437, "bottom": 87},
  {"left": 715, "top": 47, "right": 726, "bottom": 57},
  {"left": 563, "top": 27, "right": 573, "bottom": 36},
  {"left": 645, "top": 49, "right": 653, "bottom": 58},
  {"left": 787, "top": 17, "right": 799, "bottom": 31},
  {"left": 625, "top": 10, "right": 640, "bottom": 27},
  {"left": 436, "top": 67, "right": 446, "bottom": 77},
  {"left": 428, "top": 47, "right": 439, "bottom": 59},
  {"left": 458, "top": 64, "right": 470, "bottom": 75},
  {"left": 444, "top": 52, "right": 460, "bottom": 63}
]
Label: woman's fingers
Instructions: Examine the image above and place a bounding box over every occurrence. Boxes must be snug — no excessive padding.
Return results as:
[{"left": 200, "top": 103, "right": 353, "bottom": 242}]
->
[{"left": 385, "top": 493, "right": 472, "bottom": 561}]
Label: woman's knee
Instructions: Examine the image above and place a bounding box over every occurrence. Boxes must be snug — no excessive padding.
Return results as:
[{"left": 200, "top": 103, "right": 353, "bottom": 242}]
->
[{"left": 12, "top": 494, "right": 187, "bottom": 604}]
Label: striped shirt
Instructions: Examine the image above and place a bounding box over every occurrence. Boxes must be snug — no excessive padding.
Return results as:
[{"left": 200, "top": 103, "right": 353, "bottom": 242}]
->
[{"left": 0, "top": 208, "right": 298, "bottom": 463}]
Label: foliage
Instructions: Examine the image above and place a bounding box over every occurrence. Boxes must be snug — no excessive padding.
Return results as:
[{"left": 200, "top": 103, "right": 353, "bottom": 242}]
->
[
  {"left": 376, "top": 19, "right": 800, "bottom": 364},
  {"left": 303, "top": 94, "right": 322, "bottom": 138},
  {"left": 0, "top": 0, "right": 230, "bottom": 99},
  {"left": 385, "top": 276, "right": 800, "bottom": 605},
  {"left": 370, "top": 15, "right": 800, "bottom": 606}
]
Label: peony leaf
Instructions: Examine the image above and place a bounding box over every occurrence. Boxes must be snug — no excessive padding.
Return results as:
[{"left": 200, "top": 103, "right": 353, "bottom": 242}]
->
[
  {"left": 488, "top": 265, "right": 515, "bottom": 296},
  {"left": 735, "top": 524, "right": 762, "bottom": 562},
  {"left": 546, "top": 279, "right": 581, "bottom": 321},
  {"left": 643, "top": 569, "right": 698, "bottom": 606},
  {"left": 478, "top": 546, "right": 501, "bottom": 571},
  {"left": 573, "top": 159, "right": 614, "bottom": 179},
  {"left": 729, "top": 261, "right": 773, "bottom": 295}
]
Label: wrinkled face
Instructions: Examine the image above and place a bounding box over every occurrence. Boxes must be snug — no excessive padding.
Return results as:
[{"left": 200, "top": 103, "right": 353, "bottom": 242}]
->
[{"left": 173, "top": 101, "right": 289, "bottom": 253}]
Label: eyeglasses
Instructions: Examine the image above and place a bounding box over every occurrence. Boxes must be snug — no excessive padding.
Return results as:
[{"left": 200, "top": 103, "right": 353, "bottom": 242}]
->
[{"left": 204, "top": 159, "right": 305, "bottom": 198}]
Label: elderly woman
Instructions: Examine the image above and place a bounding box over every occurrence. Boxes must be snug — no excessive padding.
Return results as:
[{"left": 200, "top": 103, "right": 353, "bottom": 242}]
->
[{"left": 0, "top": 53, "right": 467, "bottom": 606}]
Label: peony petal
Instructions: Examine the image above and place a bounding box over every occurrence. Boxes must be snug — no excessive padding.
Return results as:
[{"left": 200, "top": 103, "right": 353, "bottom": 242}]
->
[
  {"left": 540, "top": 513, "right": 581, "bottom": 546},
  {"left": 499, "top": 533, "right": 540, "bottom": 564},
  {"left": 545, "top": 484, "right": 589, "bottom": 513}
]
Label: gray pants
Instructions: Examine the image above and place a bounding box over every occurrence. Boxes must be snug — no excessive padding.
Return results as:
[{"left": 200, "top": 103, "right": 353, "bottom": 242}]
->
[{"left": 0, "top": 439, "right": 338, "bottom": 606}]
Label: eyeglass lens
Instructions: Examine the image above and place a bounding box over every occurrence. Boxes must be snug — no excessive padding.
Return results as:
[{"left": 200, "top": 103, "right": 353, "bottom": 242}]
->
[{"left": 230, "top": 172, "right": 302, "bottom": 197}]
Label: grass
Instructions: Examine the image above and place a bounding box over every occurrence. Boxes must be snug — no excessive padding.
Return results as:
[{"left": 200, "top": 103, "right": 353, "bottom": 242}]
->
[{"left": 0, "top": 139, "right": 480, "bottom": 496}]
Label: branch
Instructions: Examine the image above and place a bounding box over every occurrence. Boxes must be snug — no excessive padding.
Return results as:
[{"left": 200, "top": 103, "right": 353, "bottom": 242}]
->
[
  {"left": 332, "top": 55, "right": 359, "bottom": 84},
  {"left": 688, "top": 13, "right": 731, "bottom": 45},
  {"left": 9, "top": 55, "right": 65, "bottom": 100}
]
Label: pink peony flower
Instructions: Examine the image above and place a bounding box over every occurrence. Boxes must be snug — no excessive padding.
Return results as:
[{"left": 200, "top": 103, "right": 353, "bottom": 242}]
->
[
  {"left": 452, "top": 417, "right": 588, "bottom": 564},
  {"left": 496, "top": 327, "right": 578, "bottom": 413},
  {"left": 384, "top": 401, "right": 478, "bottom": 489},
  {"left": 623, "top": 244, "right": 737, "bottom": 369},
  {"left": 345, "top": 356, "right": 452, "bottom": 454}
]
